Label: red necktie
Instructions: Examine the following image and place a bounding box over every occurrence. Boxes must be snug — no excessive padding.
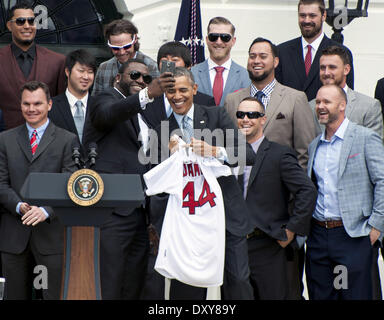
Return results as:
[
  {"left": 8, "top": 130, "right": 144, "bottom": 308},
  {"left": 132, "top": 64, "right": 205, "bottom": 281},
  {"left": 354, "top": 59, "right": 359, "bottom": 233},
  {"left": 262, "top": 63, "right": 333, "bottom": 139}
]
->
[
  {"left": 30, "top": 130, "right": 38, "bottom": 155},
  {"left": 304, "top": 45, "right": 312, "bottom": 76},
  {"left": 213, "top": 66, "right": 225, "bottom": 106}
]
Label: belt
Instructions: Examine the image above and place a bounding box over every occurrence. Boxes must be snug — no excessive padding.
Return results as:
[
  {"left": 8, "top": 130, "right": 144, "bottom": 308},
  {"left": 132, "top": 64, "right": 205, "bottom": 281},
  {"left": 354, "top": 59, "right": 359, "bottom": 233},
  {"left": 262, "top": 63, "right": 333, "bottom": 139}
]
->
[
  {"left": 246, "top": 228, "right": 266, "bottom": 239},
  {"left": 313, "top": 219, "right": 343, "bottom": 229}
]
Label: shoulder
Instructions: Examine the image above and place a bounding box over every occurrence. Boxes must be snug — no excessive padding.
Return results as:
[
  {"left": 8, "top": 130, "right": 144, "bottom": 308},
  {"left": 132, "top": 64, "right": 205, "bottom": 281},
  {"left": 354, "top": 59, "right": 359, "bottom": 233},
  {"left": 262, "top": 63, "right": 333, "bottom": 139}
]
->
[
  {"left": 97, "top": 57, "right": 116, "bottom": 70},
  {"left": 350, "top": 89, "right": 378, "bottom": 106},
  {"left": 36, "top": 45, "right": 65, "bottom": 61},
  {"left": 274, "top": 81, "right": 307, "bottom": 99},
  {"left": 52, "top": 92, "right": 67, "bottom": 103},
  {"left": 225, "top": 87, "right": 250, "bottom": 100},
  {"left": 52, "top": 123, "right": 76, "bottom": 140},
  {"left": 277, "top": 37, "right": 301, "bottom": 50},
  {"left": 377, "top": 78, "right": 384, "bottom": 87},
  {"left": 191, "top": 61, "right": 207, "bottom": 72},
  {"left": 0, "top": 44, "right": 11, "bottom": 56},
  {"left": 0, "top": 125, "right": 23, "bottom": 139}
]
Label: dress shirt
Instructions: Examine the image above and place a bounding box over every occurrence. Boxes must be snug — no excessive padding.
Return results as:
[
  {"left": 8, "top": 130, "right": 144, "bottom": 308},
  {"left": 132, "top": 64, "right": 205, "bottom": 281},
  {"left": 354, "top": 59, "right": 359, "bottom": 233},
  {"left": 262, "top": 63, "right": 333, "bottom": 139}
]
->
[
  {"left": 207, "top": 57, "right": 232, "bottom": 91},
  {"left": 301, "top": 32, "right": 324, "bottom": 64},
  {"left": 11, "top": 42, "right": 36, "bottom": 78},
  {"left": 313, "top": 117, "right": 350, "bottom": 221},
  {"left": 250, "top": 79, "right": 276, "bottom": 109},
  {"left": 66, "top": 89, "right": 88, "bottom": 117}
]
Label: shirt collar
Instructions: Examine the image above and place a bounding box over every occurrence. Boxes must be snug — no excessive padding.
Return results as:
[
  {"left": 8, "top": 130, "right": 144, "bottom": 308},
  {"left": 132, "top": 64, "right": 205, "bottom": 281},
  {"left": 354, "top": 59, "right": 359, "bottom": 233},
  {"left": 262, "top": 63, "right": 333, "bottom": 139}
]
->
[
  {"left": 65, "top": 88, "right": 88, "bottom": 108},
  {"left": 302, "top": 32, "right": 324, "bottom": 52},
  {"left": 321, "top": 117, "right": 349, "bottom": 142},
  {"left": 250, "top": 78, "right": 276, "bottom": 97},
  {"left": 11, "top": 42, "right": 36, "bottom": 59},
  {"left": 26, "top": 118, "right": 50, "bottom": 137},
  {"left": 207, "top": 57, "right": 232, "bottom": 71},
  {"left": 173, "top": 104, "right": 194, "bottom": 126}
]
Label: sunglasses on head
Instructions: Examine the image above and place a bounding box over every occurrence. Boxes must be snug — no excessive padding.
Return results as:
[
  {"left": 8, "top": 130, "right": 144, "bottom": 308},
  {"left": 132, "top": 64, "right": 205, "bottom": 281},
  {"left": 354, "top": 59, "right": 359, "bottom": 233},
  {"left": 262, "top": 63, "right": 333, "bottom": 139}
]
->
[
  {"left": 208, "top": 33, "right": 232, "bottom": 43},
  {"left": 10, "top": 17, "right": 35, "bottom": 26},
  {"left": 236, "top": 111, "right": 265, "bottom": 119},
  {"left": 108, "top": 35, "right": 136, "bottom": 51},
  {"left": 127, "top": 70, "right": 152, "bottom": 84}
]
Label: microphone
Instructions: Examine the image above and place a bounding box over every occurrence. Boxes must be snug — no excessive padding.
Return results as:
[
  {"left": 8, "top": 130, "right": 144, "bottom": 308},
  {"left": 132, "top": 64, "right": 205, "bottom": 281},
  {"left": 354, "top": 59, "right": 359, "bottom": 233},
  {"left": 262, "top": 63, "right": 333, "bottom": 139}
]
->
[
  {"left": 72, "top": 142, "right": 82, "bottom": 169},
  {"left": 88, "top": 142, "right": 97, "bottom": 167}
]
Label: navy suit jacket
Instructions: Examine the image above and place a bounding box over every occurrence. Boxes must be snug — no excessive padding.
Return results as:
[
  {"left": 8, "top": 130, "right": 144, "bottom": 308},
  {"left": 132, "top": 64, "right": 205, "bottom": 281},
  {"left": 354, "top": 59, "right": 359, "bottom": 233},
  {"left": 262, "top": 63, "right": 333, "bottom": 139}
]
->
[
  {"left": 276, "top": 35, "right": 354, "bottom": 101},
  {"left": 375, "top": 77, "right": 384, "bottom": 117}
]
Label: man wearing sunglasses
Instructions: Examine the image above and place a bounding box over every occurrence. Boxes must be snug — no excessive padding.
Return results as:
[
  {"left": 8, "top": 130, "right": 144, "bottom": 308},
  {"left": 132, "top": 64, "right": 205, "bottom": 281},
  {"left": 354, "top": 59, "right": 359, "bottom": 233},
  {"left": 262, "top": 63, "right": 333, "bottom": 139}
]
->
[
  {"left": 191, "top": 17, "right": 250, "bottom": 106},
  {"left": 0, "top": 2, "right": 66, "bottom": 130},
  {"left": 92, "top": 19, "right": 159, "bottom": 96},
  {"left": 236, "top": 97, "right": 316, "bottom": 299}
]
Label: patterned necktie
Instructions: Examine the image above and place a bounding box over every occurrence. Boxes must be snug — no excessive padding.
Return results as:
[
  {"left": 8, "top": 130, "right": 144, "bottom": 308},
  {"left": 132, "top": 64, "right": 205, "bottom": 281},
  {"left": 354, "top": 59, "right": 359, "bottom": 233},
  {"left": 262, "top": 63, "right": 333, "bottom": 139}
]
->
[
  {"left": 254, "top": 90, "right": 265, "bottom": 106},
  {"left": 74, "top": 100, "right": 85, "bottom": 142},
  {"left": 212, "top": 66, "right": 225, "bottom": 106},
  {"left": 30, "top": 130, "right": 38, "bottom": 155},
  {"left": 304, "top": 44, "right": 312, "bottom": 76},
  {"left": 182, "top": 115, "right": 193, "bottom": 143}
]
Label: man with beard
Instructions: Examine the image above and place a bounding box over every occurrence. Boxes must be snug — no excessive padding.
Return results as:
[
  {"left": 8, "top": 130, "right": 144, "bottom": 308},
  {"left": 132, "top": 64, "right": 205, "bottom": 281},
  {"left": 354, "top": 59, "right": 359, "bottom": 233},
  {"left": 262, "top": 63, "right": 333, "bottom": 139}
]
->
[
  {"left": 0, "top": 2, "right": 66, "bottom": 130},
  {"left": 191, "top": 16, "right": 250, "bottom": 106},
  {"left": 88, "top": 58, "right": 175, "bottom": 299},
  {"left": 275, "top": 0, "right": 354, "bottom": 102}
]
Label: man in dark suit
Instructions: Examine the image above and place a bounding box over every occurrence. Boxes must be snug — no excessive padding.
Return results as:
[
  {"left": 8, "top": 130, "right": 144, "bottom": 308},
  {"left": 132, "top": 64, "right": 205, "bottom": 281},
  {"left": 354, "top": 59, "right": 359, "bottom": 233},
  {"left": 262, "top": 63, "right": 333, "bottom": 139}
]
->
[
  {"left": 236, "top": 96, "right": 317, "bottom": 299},
  {"left": 49, "top": 49, "right": 97, "bottom": 155},
  {"left": 147, "top": 67, "right": 256, "bottom": 300},
  {"left": 275, "top": 0, "right": 354, "bottom": 101},
  {"left": 0, "top": 2, "right": 66, "bottom": 130},
  {"left": 89, "top": 59, "right": 175, "bottom": 299},
  {"left": 375, "top": 77, "right": 384, "bottom": 118},
  {"left": 0, "top": 81, "right": 77, "bottom": 299}
]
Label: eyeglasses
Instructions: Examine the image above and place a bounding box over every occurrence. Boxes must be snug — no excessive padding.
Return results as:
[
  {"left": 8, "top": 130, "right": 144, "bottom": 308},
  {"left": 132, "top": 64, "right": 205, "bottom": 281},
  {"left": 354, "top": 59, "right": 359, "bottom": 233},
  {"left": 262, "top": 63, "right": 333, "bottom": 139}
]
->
[
  {"left": 236, "top": 111, "right": 265, "bottom": 119},
  {"left": 126, "top": 70, "right": 152, "bottom": 84},
  {"left": 10, "top": 17, "right": 35, "bottom": 26},
  {"left": 207, "top": 33, "right": 232, "bottom": 43},
  {"left": 108, "top": 35, "right": 136, "bottom": 51}
]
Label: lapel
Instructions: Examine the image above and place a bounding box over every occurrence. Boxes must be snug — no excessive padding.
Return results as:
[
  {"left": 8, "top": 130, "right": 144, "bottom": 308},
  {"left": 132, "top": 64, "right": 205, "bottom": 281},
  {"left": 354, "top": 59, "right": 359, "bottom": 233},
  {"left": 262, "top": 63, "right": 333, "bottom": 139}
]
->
[
  {"left": 32, "top": 122, "right": 55, "bottom": 162},
  {"left": 337, "top": 122, "right": 355, "bottom": 179},
  {"left": 345, "top": 87, "right": 356, "bottom": 118},
  {"left": 56, "top": 93, "right": 78, "bottom": 133},
  {"left": 290, "top": 37, "right": 307, "bottom": 86},
  {"left": 222, "top": 61, "right": 239, "bottom": 104},
  {"left": 16, "top": 125, "right": 33, "bottom": 163},
  {"left": 264, "top": 82, "right": 284, "bottom": 131},
  {"left": 193, "top": 104, "right": 209, "bottom": 131},
  {"left": 247, "top": 138, "right": 269, "bottom": 189},
  {"left": 197, "top": 61, "right": 212, "bottom": 95},
  {"left": 307, "top": 135, "right": 322, "bottom": 177}
]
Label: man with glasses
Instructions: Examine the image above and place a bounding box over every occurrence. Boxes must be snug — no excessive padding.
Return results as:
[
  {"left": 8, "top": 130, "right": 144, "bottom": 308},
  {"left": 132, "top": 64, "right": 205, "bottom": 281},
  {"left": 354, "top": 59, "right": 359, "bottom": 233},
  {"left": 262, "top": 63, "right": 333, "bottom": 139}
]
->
[
  {"left": 191, "top": 16, "right": 250, "bottom": 106},
  {"left": 0, "top": 2, "right": 66, "bottom": 130},
  {"left": 92, "top": 19, "right": 159, "bottom": 96},
  {"left": 236, "top": 96, "right": 316, "bottom": 299},
  {"left": 88, "top": 58, "right": 175, "bottom": 299}
]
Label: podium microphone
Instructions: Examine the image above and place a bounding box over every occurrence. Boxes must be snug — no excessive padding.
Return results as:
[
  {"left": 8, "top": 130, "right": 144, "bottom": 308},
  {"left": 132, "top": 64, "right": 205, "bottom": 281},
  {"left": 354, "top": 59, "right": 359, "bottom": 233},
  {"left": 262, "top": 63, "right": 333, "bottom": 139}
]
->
[
  {"left": 88, "top": 142, "right": 97, "bottom": 167},
  {"left": 72, "top": 143, "right": 82, "bottom": 169}
]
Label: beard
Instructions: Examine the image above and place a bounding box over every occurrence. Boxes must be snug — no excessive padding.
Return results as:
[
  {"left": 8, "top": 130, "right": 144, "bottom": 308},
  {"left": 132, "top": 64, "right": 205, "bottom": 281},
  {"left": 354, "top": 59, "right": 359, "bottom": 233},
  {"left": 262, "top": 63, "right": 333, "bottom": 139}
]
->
[
  {"left": 299, "top": 22, "right": 322, "bottom": 39},
  {"left": 248, "top": 69, "right": 270, "bottom": 83}
]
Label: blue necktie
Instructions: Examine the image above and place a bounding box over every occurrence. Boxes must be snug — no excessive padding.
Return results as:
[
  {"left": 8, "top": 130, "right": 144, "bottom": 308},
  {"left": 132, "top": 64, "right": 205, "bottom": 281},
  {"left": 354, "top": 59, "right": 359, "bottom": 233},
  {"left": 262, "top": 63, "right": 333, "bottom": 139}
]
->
[
  {"left": 74, "top": 100, "right": 85, "bottom": 142},
  {"left": 182, "top": 115, "right": 193, "bottom": 143},
  {"left": 255, "top": 90, "right": 265, "bottom": 103}
]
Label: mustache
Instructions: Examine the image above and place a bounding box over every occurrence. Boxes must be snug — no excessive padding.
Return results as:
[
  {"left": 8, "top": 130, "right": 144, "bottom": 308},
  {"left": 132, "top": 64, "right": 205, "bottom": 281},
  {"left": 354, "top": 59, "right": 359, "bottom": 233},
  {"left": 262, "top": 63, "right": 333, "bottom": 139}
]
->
[{"left": 300, "top": 22, "right": 315, "bottom": 28}]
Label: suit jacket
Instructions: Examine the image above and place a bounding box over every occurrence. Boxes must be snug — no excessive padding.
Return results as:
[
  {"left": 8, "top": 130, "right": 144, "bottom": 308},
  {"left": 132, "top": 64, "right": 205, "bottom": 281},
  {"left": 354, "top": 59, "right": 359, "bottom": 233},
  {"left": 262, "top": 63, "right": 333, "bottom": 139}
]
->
[
  {"left": 309, "top": 87, "right": 383, "bottom": 138},
  {"left": 0, "top": 44, "right": 66, "bottom": 130},
  {"left": 307, "top": 122, "right": 384, "bottom": 237},
  {"left": 191, "top": 59, "right": 251, "bottom": 106},
  {"left": 276, "top": 35, "right": 354, "bottom": 101},
  {"left": 150, "top": 104, "right": 256, "bottom": 237},
  {"left": 140, "top": 91, "right": 215, "bottom": 129},
  {"left": 92, "top": 52, "right": 160, "bottom": 96},
  {"left": 224, "top": 81, "right": 318, "bottom": 169},
  {"left": 374, "top": 77, "right": 384, "bottom": 117},
  {"left": 0, "top": 122, "right": 77, "bottom": 254},
  {"left": 0, "top": 109, "right": 4, "bottom": 132},
  {"left": 242, "top": 138, "right": 317, "bottom": 239}
]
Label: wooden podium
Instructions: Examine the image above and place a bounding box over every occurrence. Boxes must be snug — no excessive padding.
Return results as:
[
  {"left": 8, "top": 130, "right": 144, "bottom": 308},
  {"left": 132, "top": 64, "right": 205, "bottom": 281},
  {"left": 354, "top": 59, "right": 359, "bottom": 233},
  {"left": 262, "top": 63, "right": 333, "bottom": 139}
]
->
[{"left": 20, "top": 172, "right": 144, "bottom": 300}]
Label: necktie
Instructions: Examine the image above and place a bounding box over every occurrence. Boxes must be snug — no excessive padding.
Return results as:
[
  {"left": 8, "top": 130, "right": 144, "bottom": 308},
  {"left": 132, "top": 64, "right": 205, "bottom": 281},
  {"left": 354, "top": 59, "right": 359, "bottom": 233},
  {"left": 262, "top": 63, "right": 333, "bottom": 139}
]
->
[
  {"left": 21, "top": 52, "right": 32, "bottom": 79},
  {"left": 255, "top": 90, "right": 265, "bottom": 103},
  {"left": 304, "top": 44, "right": 312, "bottom": 76},
  {"left": 30, "top": 130, "right": 38, "bottom": 155},
  {"left": 213, "top": 66, "right": 225, "bottom": 106},
  {"left": 74, "top": 101, "right": 85, "bottom": 142},
  {"left": 182, "top": 115, "right": 193, "bottom": 143}
]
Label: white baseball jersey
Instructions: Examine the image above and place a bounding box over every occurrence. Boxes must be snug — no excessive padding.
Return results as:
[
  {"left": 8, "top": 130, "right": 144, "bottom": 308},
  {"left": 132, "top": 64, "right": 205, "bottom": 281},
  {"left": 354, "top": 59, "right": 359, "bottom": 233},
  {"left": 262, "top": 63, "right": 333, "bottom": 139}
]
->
[{"left": 144, "top": 146, "right": 231, "bottom": 287}]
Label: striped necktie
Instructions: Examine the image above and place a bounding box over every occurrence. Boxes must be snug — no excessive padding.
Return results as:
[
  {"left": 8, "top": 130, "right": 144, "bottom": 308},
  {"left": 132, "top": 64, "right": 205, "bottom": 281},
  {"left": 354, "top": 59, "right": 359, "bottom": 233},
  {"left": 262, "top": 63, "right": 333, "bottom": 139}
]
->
[
  {"left": 74, "top": 100, "right": 85, "bottom": 142},
  {"left": 30, "top": 130, "right": 38, "bottom": 155},
  {"left": 182, "top": 115, "right": 193, "bottom": 143}
]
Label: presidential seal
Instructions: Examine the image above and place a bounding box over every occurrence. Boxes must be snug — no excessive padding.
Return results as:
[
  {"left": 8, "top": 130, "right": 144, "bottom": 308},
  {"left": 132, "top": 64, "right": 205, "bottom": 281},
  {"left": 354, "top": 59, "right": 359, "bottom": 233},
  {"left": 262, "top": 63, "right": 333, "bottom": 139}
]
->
[{"left": 67, "top": 169, "right": 104, "bottom": 206}]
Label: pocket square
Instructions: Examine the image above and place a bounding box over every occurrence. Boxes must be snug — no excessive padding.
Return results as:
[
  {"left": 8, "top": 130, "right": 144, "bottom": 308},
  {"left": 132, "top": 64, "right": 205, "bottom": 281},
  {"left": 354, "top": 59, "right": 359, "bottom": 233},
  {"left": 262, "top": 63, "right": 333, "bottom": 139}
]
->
[
  {"left": 348, "top": 153, "right": 360, "bottom": 159},
  {"left": 276, "top": 112, "right": 285, "bottom": 120}
]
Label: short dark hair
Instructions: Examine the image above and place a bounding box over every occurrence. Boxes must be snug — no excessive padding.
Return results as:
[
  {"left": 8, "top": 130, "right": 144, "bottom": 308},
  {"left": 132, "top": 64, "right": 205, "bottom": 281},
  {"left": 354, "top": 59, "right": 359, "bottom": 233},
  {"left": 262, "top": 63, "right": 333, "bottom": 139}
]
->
[
  {"left": 239, "top": 96, "right": 265, "bottom": 112},
  {"left": 321, "top": 45, "right": 351, "bottom": 66},
  {"left": 157, "top": 41, "right": 192, "bottom": 68},
  {"left": 174, "top": 67, "right": 195, "bottom": 84},
  {"left": 207, "top": 16, "right": 235, "bottom": 35},
  {"left": 65, "top": 49, "right": 97, "bottom": 74},
  {"left": 118, "top": 58, "right": 148, "bottom": 74},
  {"left": 248, "top": 37, "right": 279, "bottom": 58},
  {"left": 104, "top": 19, "right": 140, "bottom": 51},
  {"left": 21, "top": 81, "right": 51, "bottom": 102},
  {"left": 298, "top": 0, "right": 326, "bottom": 16},
  {"left": 7, "top": 1, "right": 34, "bottom": 21}
]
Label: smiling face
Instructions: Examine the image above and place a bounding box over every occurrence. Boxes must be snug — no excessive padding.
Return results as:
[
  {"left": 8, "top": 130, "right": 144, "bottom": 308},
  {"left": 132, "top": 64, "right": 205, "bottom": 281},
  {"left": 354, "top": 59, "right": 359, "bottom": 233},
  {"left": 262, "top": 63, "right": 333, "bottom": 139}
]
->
[
  {"left": 298, "top": 3, "right": 325, "bottom": 42},
  {"left": 237, "top": 99, "right": 266, "bottom": 144},
  {"left": 7, "top": 8, "right": 36, "bottom": 50},
  {"left": 109, "top": 32, "right": 137, "bottom": 64},
  {"left": 21, "top": 88, "right": 52, "bottom": 128},
  {"left": 166, "top": 75, "right": 197, "bottom": 115},
  {"left": 206, "top": 23, "right": 236, "bottom": 65},
  {"left": 315, "top": 85, "right": 346, "bottom": 127},
  {"left": 319, "top": 54, "right": 350, "bottom": 88},
  {"left": 117, "top": 62, "right": 150, "bottom": 96},
  {"left": 66, "top": 62, "right": 95, "bottom": 98}
]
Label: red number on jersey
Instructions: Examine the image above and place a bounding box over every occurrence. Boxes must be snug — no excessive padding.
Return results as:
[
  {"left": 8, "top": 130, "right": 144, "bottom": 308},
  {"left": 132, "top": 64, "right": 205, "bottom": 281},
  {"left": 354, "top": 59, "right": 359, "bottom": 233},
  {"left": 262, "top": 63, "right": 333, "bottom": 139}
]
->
[{"left": 183, "top": 179, "right": 216, "bottom": 214}]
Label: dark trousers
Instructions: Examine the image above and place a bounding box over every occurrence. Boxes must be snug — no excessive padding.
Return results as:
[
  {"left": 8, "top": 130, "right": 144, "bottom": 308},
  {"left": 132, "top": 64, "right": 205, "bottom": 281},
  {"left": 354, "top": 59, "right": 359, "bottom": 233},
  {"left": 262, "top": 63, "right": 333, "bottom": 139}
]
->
[
  {"left": 100, "top": 209, "right": 149, "bottom": 300},
  {"left": 248, "top": 235, "right": 288, "bottom": 299},
  {"left": 306, "top": 224, "right": 373, "bottom": 300},
  {"left": 1, "top": 242, "right": 62, "bottom": 300}
]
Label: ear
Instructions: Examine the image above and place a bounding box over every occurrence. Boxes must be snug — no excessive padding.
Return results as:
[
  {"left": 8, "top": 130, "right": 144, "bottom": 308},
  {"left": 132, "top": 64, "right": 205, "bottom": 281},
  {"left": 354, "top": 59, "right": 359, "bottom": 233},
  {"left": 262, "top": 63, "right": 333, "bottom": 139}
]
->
[
  {"left": 47, "top": 99, "right": 53, "bottom": 112},
  {"left": 6, "top": 20, "right": 12, "bottom": 32},
  {"left": 65, "top": 67, "right": 70, "bottom": 79},
  {"left": 192, "top": 83, "right": 198, "bottom": 95},
  {"left": 344, "top": 64, "right": 351, "bottom": 77},
  {"left": 274, "top": 56, "right": 280, "bottom": 69}
]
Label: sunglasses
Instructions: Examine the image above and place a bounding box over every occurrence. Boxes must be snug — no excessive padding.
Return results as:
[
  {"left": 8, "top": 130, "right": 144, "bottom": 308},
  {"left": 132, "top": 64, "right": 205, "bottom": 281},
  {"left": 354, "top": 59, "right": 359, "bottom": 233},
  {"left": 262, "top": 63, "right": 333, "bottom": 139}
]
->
[
  {"left": 207, "top": 33, "right": 232, "bottom": 43},
  {"left": 126, "top": 70, "right": 152, "bottom": 84},
  {"left": 108, "top": 35, "right": 136, "bottom": 51},
  {"left": 236, "top": 111, "right": 265, "bottom": 119},
  {"left": 10, "top": 17, "right": 35, "bottom": 26}
]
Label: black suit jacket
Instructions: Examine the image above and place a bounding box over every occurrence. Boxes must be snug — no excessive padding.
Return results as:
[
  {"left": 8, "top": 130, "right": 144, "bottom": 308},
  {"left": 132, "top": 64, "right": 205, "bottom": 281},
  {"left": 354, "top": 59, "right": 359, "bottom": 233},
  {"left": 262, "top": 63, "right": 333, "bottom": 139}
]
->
[
  {"left": 276, "top": 35, "right": 354, "bottom": 101},
  {"left": 240, "top": 138, "right": 317, "bottom": 240},
  {"left": 375, "top": 77, "right": 384, "bottom": 117},
  {"left": 0, "top": 122, "right": 77, "bottom": 254},
  {"left": 149, "top": 104, "right": 256, "bottom": 237}
]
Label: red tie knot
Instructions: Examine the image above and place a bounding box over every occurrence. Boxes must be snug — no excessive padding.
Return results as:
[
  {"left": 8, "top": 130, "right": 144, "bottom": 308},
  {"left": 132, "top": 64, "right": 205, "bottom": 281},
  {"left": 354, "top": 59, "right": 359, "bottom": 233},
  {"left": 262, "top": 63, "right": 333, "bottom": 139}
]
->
[{"left": 214, "top": 66, "right": 225, "bottom": 74}]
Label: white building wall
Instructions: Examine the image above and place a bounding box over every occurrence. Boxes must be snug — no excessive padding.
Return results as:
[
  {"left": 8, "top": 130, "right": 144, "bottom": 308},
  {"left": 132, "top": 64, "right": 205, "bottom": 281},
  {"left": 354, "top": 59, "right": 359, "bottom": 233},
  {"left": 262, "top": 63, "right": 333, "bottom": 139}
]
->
[{"left": 120, "top": 0, "right": 384, "bottom": 97}]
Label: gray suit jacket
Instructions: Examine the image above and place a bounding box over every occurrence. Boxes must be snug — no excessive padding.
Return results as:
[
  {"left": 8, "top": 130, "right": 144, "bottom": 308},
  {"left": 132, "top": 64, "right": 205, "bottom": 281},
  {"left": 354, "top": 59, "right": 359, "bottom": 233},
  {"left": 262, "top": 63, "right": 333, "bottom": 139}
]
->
[
  {"left": 191, "top": 59, "right": 251, "bottom": 106},
  {"left": 308, "top": 121, "right": 384, "bottom": 237},
  {"left": 224, "top": 81, "right": 317, "bottom": 169},
  {"left": 309, "top": 87, "right": 383, "bottom": 139},
  {"left": 0, "top": 122, "right": 77, "bottom": 254}
]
